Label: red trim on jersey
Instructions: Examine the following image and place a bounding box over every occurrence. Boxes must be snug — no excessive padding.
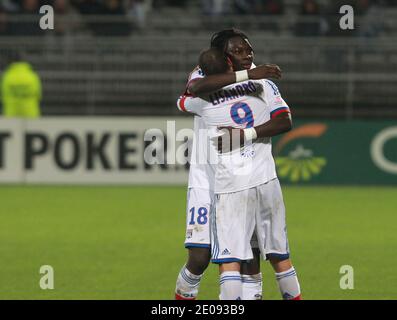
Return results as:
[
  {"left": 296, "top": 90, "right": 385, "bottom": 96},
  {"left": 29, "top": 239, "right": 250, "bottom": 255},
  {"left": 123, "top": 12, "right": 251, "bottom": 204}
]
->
[
  {"left": 178, "top": 96, "right": 187, "bottom": 112},
  {"left": 185, "top": 78, "right": 200, "bottom": 96},
  {"left": 292, "top": 294, "right": 302, "bottom": 300},
  {"left": 175, "top": 293, "right": 196, "bottom": 300},
  {"left": 271, "top": 109, "right": 290, "bottom": 118},
  {"left": 187, "top": 65, "right": 200, "bottom": 81}
]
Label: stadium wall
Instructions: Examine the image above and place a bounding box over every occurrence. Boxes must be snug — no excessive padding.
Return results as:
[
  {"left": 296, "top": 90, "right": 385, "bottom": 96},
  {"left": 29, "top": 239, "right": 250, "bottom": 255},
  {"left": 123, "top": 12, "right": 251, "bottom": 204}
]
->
[{"left": 0, "top": 117, "right": 396, "bottom": 185}]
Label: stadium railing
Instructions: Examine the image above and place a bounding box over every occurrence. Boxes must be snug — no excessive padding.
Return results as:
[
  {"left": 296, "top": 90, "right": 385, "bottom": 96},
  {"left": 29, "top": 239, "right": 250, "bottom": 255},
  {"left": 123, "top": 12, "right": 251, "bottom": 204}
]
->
[{"left": 0, "top": 14, "right": 397, "bottom": 118}]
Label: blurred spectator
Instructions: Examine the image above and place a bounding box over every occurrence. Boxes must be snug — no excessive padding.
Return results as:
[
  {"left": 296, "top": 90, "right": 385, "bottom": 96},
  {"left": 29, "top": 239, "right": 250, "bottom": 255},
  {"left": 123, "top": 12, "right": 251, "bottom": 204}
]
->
[
  {"left": 202, "top": 0, "right": 232, "bottom": 16},
  {"left": 74, "top": 0, "right": 102, "bottom": 15},
  {"left": 233, "top": 0, "right": 284, "bottom": 15},
  {"left": 98, "top": 0, "right": 132, "bottom": 36},
  {"left": 71, "top": 0, "right": 101, "bottom": 36},
  {"left": 75, "top": 0, "right": 132, "bottom": 36},
  {"left": 295, "top": 0, "right": 327, "bottom": 36},
  {"left": 102, "top": 0, "right": 125, "bottom": 14},
  {"left": 8, "top": 0, "right": 44, "bottom": 36},
  {"left": 1, "top": 52, "right": 42, "bottom": 118},
  {"left": 2, "top": 0, "right": 20, "bottom": 12},
  {"left": 22, "top": 0, "right": 39, "bottom": 11},
  {"left": 262, "top": 0, "right": 284, "bottom": 14},
  {"left": 260, "top": 0, "right": 284, "bottom": 32},
  {"left": 233, "top": 0, "right": 255, "bottom": 14},
  {"left": 231, "top": 0, "right": 284, "bottom": 33},
  {"left": 127, "top": 0, "right": 149, "bottom": 29},
  {"left": 53, "top": 0, "right": 82, "bottom": 36},
  {"left": 355, "top": 0, "right": 371, "bottom": 14},
  {"left": 356, "top": 0, "right": 384, "bottom": 37}
]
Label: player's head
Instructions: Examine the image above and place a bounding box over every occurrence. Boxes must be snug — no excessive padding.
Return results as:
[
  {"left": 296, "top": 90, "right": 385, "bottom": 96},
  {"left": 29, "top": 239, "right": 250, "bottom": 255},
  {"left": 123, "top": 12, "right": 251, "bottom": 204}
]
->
[
  {"left": 210, "top": 28, "right": 254, "bottom": 71},
  {"left": 198, "top": 48, "right": 232, "bottom": 76}
]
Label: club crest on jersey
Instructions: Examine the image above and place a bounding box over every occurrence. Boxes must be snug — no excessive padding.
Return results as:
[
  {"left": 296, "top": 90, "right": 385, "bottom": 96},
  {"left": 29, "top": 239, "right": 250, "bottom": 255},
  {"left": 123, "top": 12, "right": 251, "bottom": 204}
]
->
[
  {"left": 241, "top": 145, "right": 255, "bottom": 158},
  {"left": 266, "top": 80, "right": 280, "bottom": 96}
]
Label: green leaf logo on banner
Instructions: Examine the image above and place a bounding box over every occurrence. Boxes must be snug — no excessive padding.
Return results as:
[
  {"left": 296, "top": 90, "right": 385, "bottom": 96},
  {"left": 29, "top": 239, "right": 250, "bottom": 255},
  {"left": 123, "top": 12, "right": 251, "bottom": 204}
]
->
[{"left": 275, "top": 124, "right": 328, "bottom": 182}]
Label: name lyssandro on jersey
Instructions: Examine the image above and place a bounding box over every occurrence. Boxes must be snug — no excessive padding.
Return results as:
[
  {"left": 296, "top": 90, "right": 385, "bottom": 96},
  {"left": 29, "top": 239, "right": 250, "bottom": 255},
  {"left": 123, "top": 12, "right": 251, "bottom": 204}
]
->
[{"left": 208, "top": 80, "right": 260, "bottom": 106}]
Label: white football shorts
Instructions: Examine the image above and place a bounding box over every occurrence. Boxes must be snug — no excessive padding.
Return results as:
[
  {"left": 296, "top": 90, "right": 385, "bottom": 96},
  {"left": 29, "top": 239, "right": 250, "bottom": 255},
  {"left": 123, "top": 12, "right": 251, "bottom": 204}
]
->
[
  {"left": 184, "top": 188, "right": 214, "bottom": 249},
  {"left": 211, "top": 178, "right": 290, "bottom": 263}
]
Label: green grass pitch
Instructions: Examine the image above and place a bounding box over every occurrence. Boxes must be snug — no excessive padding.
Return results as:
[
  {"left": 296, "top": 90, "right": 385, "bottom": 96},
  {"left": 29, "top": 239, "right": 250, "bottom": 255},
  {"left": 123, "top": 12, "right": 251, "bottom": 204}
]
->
[{"left": 0, "top": 185, "right": 396, "bottom": 300}]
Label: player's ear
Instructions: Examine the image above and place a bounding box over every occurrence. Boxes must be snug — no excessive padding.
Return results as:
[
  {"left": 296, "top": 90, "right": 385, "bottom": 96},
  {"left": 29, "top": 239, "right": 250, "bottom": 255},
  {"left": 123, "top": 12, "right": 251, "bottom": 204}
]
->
[{"left": 226, "top": 55, "right": 233, "bottom": 68}]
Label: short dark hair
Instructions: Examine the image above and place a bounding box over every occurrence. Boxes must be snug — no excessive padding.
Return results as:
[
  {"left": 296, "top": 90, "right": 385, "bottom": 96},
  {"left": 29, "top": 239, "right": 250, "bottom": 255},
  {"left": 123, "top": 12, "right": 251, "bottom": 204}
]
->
[
  {"left": 198, "top": 48, "right": 228, "bottom": 76},
  {"left": 210, "top": 28, "right": 251, "bottom": 52}
]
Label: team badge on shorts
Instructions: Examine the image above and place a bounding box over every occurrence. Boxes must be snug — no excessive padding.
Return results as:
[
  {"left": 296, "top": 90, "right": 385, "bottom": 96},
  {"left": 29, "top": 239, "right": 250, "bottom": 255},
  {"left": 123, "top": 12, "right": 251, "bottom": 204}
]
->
[{"left": 186, "top": 229, "right": 193, "bottom": 239}]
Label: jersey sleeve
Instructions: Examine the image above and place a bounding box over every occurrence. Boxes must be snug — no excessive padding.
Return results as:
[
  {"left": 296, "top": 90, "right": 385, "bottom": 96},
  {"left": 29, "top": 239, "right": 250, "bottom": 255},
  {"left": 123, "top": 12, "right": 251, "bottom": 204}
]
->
[
  {"left": 263, "top": 80, "right": 291, "bottom": 118},
  {"left": 184, "top": 66, "right": 205, "bottom": 95},
  {"left": 177, "top": 95, "right": 206, "bottom": 116}
]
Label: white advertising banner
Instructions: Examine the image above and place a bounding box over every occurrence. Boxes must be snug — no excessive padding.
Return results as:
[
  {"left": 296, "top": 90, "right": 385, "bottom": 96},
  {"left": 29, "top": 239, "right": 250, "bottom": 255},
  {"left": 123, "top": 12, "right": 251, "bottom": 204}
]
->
[{"left": 0, "top": 117, "right": 194, "bottom": 185}]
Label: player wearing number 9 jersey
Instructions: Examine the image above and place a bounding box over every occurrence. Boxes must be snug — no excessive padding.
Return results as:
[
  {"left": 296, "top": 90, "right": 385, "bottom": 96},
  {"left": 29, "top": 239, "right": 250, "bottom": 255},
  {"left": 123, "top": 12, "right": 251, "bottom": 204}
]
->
[{"left": 178, "top": 48, "right": 302, "bottom": 300}]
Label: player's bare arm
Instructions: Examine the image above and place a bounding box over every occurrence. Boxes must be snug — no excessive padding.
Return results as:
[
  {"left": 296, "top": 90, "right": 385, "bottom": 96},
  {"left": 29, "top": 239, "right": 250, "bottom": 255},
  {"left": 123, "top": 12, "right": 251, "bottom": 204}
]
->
[
  {"left": 249, "top": 112, "right": 292, "bottom": 139},
  {"left": 217, "top": 112, "right": 292, "bottom": 152},
  {"left": 188, "top": 64, "right": 282, "bottom": 96}
]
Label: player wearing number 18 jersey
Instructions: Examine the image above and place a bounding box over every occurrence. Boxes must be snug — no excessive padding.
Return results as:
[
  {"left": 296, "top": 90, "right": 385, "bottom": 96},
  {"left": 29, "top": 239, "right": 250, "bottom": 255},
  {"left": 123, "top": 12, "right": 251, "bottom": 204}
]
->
[{"left": 174, "top": 66, "right": 214, "bottom": 300}]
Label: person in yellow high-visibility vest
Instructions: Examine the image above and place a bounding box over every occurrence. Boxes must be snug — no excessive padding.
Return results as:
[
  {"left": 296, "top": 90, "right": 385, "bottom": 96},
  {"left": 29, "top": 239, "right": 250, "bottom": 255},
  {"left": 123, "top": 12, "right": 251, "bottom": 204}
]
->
[{"left": 1, "top": 55, "right": 42, "bottom": 118}]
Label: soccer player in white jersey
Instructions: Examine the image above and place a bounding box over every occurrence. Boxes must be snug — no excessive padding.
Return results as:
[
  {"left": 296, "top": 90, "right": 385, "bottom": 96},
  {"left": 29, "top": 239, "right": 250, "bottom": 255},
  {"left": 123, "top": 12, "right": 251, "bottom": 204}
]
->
[
  {"left": 177, "top": 47, "right": 302, "bottom": 300},
  {"left": 174, "top": 29, "right": 283, "bottom": 300}
]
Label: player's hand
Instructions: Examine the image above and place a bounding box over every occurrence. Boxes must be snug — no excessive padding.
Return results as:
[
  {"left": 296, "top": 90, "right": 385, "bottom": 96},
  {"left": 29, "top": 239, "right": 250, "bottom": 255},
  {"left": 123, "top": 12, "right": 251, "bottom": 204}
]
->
[
  {"left": 248, "top": 64, "right": 282, "bottom": 80},
  {"left": 215, "top": 127, "right": 244, "bottom": 153}
]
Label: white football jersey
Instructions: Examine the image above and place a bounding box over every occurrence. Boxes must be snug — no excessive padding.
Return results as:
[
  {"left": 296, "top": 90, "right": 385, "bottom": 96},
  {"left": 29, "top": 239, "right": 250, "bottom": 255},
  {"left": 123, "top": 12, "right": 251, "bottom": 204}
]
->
[
  {"left": 184, "top": 66, "right": 215, "bottom": 191},
  {"left": 178, "top": 79, "right": 290, "bottom": 194}
]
